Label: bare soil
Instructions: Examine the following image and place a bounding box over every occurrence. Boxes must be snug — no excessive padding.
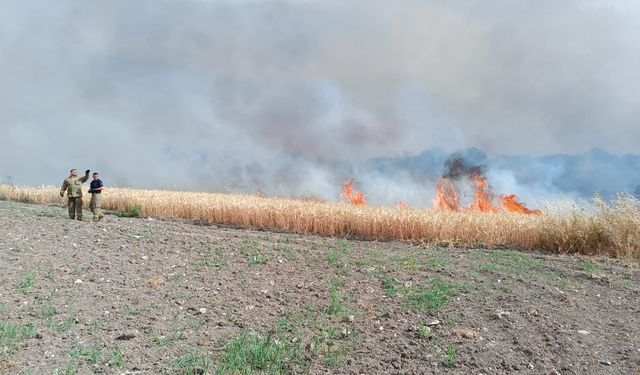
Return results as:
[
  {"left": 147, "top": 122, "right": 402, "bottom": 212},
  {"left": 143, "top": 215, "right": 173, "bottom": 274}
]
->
[{"left": 0, "top": 200, "right": 639, "bottom": 374}]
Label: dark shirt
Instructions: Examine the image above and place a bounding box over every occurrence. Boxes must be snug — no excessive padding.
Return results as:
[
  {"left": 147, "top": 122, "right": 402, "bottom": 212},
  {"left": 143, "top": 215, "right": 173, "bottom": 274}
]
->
[{"left": 90, "top": 179, "right": 103, "bottom": 194}]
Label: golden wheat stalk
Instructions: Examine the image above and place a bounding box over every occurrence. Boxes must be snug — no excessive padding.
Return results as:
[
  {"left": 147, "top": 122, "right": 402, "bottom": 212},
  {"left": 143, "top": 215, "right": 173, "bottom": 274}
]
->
[{"left": 1, "top": 184, "right": 638, "bottom": 260}]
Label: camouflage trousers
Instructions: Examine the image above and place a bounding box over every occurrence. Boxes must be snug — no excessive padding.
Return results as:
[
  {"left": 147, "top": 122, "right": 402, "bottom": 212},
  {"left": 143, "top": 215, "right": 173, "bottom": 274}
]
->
[
  {"left": 68, "top": 197, "right": 83, "bottom": 220},
  {"left": 90, "top": 193, "right": 103, "bottom": 222}
]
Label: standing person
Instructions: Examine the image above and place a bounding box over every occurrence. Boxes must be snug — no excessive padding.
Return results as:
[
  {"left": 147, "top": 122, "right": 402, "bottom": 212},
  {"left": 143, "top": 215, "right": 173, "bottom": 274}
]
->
[
  {"left": 88, "top": 172, "right": 104, "bottom": 222},
  {"left": 60, "top": 169, "right": 90, "bottom": 220}
]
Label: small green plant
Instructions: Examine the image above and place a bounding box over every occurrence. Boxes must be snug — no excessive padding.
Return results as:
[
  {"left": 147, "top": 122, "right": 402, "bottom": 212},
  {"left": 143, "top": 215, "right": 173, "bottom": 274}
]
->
[
  {"left": 200, "top": 246, "right": 228, "bottom": 269},
  {"left": 327, "top": 279, "right": 345, "bottom": 315},
  {"left": 275, "top": 244, "right": 296, "bottom": 261},
  {"left": 390, "top": 255, "right": 419, "bottom": 272},
  {"left": 109, "top": 347, "right": 125, "bottom": 367},
  {"left": 445, "top": 316, "right": 462, "bottom": 326},
  {"left": 44, "top": 270, "right": 55, "bottom": 280},
  {"left": 326, "top": 250, "right": 343, "bottom": 267},
  {"left": 39, "top": 305, "right": 57, "bottom": 319},
  {"left": 19, "top": 270, "right": 37, "bottom": 294},
  {"left": 0, "top": 321, "right": 38, "bottom": 359},
  {"left": 249, "top": 248, "right": 267, "bottom": 266},
  {"left": 118, "top": 205, "right": 141, "bottom": 218},
  {"left": 125, "top": 308, "right": 140, "bottom": 316},
  {"left": 381, "top": 276, "right": 398, "bottom": 298},
  {"left": 217, "top": 330, "right": 306, "bottom": 374},
  {"left": 580, "top": 260, "right": 599, "bottom": 277},
  {"left": 443, "top": 345, "right": 457, "bottom": 368},
  {"left": 325, "top": 345, "right": 350, "bottom": 368},
  {"left": 190, "top": 319, "right": 204, "bottom": 333},
  {"left": 154, "top": 334, "right": 170, "bottom": 347},
  {"left": 406, "top": 279, "right": 458, "bottom": 313},
  {"left": 339, "top": 240, "right": 350, "bottom": 252},
  {"left": 418, "top": 325, "right": 433, "bottom": 339},
  {"left": 55, "top": 362, "right": 78, "bottom": 375},
  {"left": 87, "top": 321, "right": 99, "bottom": 332},
  {"left": 428, "top": 255, "right": 448, "bottom": 269},
  {"left": 276, "top": 313, "right": 300, "bottom": 333},
  {"left": 173, "top": 329, "right": 185, "bottom": 341},
  {"left": 51, "top": 316, "right": 76, "bottom": 333},
  {"left": 169, "top": 350, "right": 214, "bottom": 375},
  {"left": 70, "top": 344, "right": 103, "bottom": 365}
]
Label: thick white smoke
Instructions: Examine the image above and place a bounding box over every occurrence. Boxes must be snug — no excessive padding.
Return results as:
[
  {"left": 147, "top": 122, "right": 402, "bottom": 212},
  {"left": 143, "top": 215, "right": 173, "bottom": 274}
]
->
[{"left": 1, "top": 0, "right": 639, "bottom": 205}]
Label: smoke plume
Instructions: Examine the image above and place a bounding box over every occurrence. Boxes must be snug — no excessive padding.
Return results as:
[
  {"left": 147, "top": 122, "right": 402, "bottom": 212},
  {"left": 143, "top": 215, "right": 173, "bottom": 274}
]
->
[{"left": 1, "top": 0, "right": 639, "bottom": 206}]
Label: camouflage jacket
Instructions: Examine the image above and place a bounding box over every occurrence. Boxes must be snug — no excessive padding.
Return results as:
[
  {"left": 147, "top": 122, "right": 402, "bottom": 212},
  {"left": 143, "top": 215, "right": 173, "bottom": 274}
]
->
[{"left": 60, "top": 172, "right": 89, "bottom": 198}]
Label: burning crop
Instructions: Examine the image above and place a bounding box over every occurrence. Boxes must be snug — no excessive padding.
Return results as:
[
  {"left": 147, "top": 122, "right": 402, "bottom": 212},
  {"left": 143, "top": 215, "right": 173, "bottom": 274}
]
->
[
  {"left": 1, "top": 183, "right": 638, "bottom": 260},
  {"left": 434, "top": 156, "right": 542, "bottom": 215},
  {"left": 340, "top": 179, "right": 367, "bottom": 206}
]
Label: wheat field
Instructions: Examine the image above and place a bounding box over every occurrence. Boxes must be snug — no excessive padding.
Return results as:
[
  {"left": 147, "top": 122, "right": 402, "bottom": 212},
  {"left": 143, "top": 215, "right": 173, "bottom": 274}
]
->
[{"left": 1, "top": 184, "right": 638, "bottom": 261}]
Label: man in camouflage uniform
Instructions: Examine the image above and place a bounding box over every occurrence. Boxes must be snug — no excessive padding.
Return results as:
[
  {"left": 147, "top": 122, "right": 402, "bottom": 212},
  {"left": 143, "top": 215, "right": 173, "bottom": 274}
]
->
[{"left": 60, "top": 169, "right": 90, "bottom": 220}]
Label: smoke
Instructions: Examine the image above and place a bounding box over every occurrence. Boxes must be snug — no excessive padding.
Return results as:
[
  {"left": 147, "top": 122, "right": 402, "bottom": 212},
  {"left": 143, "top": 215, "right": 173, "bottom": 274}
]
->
[{"left": 1, "top": 0, "right": 639, "bottom": 205}]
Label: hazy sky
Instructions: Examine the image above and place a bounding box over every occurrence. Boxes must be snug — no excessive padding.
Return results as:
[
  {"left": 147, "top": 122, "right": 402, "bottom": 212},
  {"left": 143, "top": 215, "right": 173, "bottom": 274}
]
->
[{"left": 1, "top": 0, "right": 639, "bottom": 199}]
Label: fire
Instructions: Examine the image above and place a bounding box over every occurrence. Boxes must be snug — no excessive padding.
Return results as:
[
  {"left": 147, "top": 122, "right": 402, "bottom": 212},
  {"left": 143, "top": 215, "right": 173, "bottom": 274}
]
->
[
  {"left": 341, "top": 179, "right": 367, "bottom": 206},
  {"left": 340, "top": 166, "right": 540, "bottom": 215},
  {"left": 395, "top": 201, "right": 410, "bottom": 210},
  {"left": 467, "top": 175, "right": 498, "bottom": 213},
  {"left": 500, "top": 194, "right": 542, "bottom": 215},
  {"left": 435, "top": 176, "right": 541, "bottom": 215},
  {"left": 435, "top": 179, "right": 462, "bottom": 211}
]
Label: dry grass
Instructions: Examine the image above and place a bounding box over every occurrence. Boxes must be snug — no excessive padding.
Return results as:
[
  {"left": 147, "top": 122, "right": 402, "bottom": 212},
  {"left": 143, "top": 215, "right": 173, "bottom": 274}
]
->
[{"left": 1, "top": 184, "right": 639, "bottom": 261}]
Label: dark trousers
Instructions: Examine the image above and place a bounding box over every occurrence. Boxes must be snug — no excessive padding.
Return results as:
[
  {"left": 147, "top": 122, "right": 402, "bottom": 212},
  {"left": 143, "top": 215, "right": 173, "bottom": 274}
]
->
[{"left": 68, "top": 197, "right": 83, "bottom": 220}]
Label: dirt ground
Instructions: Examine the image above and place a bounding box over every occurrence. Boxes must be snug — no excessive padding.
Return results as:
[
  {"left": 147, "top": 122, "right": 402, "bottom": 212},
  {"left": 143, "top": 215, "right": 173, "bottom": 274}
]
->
[{"left": 0, "top": 200, "right": 639, "bottom": 375}]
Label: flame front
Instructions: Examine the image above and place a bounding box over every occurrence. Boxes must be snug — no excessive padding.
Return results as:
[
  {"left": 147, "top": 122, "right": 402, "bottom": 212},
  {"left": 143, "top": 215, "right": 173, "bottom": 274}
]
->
[
  {"left": 340, "top": 174, "right": 540, "bottom": 214},
  {"left": 500, "top": 194, "right": 542, "bottom": 215},
  {"left": 468, "top": 175, "right": 498, "bottom": 213},
  {"left": 434, "top": 179, "right": 462, "bottom": 211},
  {"left": 435, "top": 176, "right": 541, "bottom": 215},
  {"left": 341, "top": 179, "right": 367, "bottom": 206}
]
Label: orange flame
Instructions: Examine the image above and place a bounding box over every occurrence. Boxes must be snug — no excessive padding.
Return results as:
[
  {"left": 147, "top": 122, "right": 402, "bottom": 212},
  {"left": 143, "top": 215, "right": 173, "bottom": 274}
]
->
[
  {"left": 435, "top": 179, "right": 462, "bottom": 211},
  {"left": 435, "top": 176, "right": 541, "bottom": 215},
  {"left": 341, "top": 179, "right": 367, "bottom": 206},
  {"left": 500, "top": 194, "right": 542, "bottom": 215},
  {"left": 467, "top": 175, "right": 498, "bottom": 213}
]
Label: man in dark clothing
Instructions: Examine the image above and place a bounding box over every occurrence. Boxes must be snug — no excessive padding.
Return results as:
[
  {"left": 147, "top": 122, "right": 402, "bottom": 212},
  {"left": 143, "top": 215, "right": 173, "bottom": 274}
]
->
[{"left": 88, "top": 172, "right": 104, "bottom": 222}]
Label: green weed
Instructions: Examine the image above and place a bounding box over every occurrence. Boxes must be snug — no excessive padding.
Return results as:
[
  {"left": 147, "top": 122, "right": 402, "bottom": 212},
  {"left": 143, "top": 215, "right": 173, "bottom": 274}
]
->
[
  {"left": 217, "top": 330, "right": 306, "bottom": 374},
  {"left": 249, "top": 248, "right": 267, "bottom": 266},
  {"left": 443, "top": 345, "right": 457, "bottom": 368},
  {"left": 168, "top": 350, "right": 214, "bottom": 375},
  {"left": 19, "top": 270, "right": 37, "bottom": 294},
  {"left": 109, "top": 347, "right": 126, "bottom": 367},
  {"left": 406, "top": 279, "right": 458, "bottom": 313},
  {"left": 70, "top": 344, "right": 103, "bottom": 365},
  {"left": 580, "top": 260, "right": 600, "bottom": 277},
  {"left": 381, "top": 277, "right": 398, "bottom": 298}
]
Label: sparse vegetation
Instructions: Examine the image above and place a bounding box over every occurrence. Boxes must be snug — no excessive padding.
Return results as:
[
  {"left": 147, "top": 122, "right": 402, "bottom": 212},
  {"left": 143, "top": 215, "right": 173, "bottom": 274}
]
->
[
  {"left": 443, "top": 345, "right": 458, "bottom": 368},
  {"left": 405, "top": 279, "right": 459, "bottom": 313},
  {"left": 217, "top": 330, "right": 306, "bottom": 374},
  {"left": 19, "top": 270, "right": 37, "bottom": 294},
  {"left": 580, "top": 259, "right": 600, "bottom": 277},
  {"left": 0, "top": 198, "right": 638, "bottom": 374},
  {"left": 0, "top": 321, "right": 39, "bottom": 359},
  {"left": 168, "top": 350, "right": 214, "bottom": 375}
]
